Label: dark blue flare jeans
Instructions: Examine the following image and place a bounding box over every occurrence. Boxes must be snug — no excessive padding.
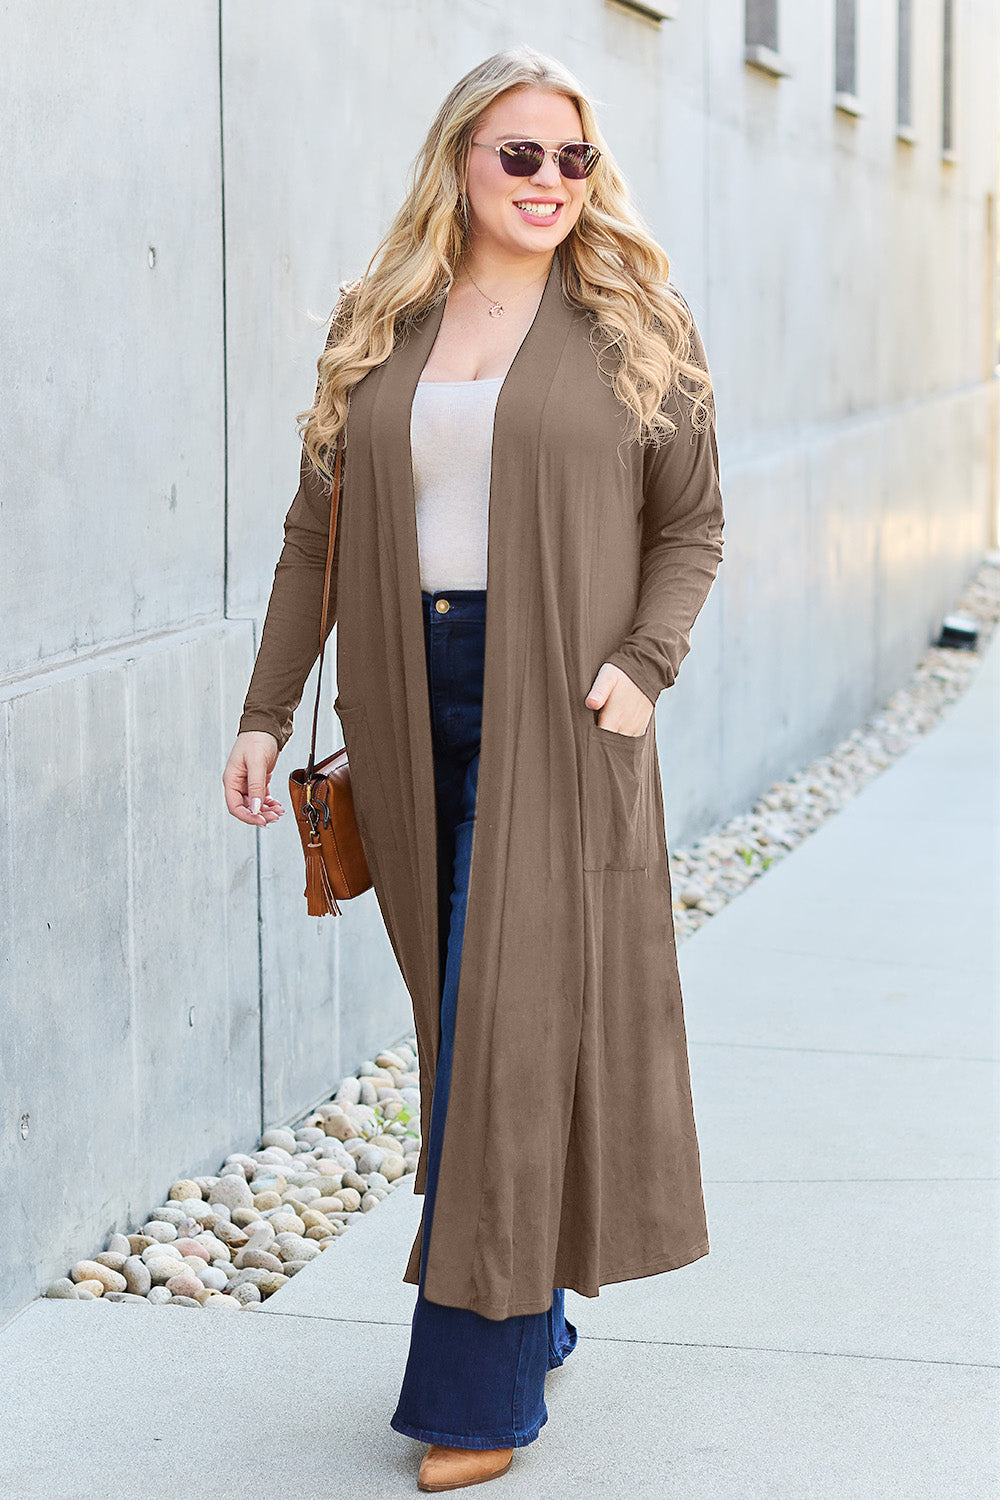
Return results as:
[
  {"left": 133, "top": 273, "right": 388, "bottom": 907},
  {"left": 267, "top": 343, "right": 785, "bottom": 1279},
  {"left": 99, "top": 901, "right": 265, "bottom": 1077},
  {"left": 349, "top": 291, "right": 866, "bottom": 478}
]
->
[{"left": 389, "top": 588, "right": 578, "bottom": 1451}]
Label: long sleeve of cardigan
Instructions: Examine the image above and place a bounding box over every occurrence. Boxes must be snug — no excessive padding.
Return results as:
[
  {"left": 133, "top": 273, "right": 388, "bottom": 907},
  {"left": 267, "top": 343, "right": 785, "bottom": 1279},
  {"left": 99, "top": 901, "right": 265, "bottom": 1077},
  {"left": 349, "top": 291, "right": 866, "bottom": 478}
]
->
[
  {"left": 237, "top": 445, "right": 341, "bottom": 753},
  {"left": 602, "top": 308, "right": 725, "bottom": 709}
]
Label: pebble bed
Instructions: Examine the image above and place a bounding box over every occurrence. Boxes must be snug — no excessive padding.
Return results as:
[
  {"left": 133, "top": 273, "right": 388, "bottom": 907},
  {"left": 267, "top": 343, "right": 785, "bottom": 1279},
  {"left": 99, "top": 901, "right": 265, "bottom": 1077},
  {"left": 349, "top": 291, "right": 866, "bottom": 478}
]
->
[
  {"left": 45, "top": 1041, "right": 423, "bottom": 1310},
  {"left": 45, "top": 552, "right": 999, "bottom": 1309}
]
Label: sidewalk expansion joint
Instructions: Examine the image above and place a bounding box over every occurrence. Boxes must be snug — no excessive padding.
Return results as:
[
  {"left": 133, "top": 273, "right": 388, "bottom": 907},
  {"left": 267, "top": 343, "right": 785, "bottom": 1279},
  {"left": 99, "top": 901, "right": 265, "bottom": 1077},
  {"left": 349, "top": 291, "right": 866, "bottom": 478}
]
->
[
  {"left": 691, "top": 1041, "right": 997, "bottom": 1063},
  {"left": 573, "top": 1335, "right": 1000, "bottom": 1370}
]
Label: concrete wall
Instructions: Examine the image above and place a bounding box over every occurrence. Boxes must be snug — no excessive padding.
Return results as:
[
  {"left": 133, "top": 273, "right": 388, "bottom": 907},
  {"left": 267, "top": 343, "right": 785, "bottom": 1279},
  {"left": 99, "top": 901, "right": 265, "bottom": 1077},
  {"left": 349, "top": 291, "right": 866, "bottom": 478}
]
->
[{"left": 1, "top": 0, "right": 997, "bottom": 1323}]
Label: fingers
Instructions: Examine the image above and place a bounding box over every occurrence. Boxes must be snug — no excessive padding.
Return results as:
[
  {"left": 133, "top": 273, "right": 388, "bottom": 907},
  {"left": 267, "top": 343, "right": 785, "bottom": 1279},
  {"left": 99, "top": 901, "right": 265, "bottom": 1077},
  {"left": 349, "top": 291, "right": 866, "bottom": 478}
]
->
[
  {"left": 246, "top": 759, "right": 269, "bottom": 820},
  {"left": 222, "top": 756, "right": 249, "bottom": 818},
  {"left": 223, "top": 733, "right": 284, "bottom": 827},
  {"left": 227, "top": 785, "right": 285, "bottom": 827},
  {"left": 584, "top": 662, "right": 618, "bottom": 710},
  {"left": 588, "top": 662, "right": 653, "bottom": 736}
]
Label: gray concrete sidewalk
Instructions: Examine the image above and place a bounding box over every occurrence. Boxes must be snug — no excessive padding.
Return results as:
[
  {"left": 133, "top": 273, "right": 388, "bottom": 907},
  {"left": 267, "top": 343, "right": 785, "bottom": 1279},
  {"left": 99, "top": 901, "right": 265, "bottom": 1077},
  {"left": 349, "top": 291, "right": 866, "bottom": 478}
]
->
[{"left": 1, "top": 634, "right": 997, "bottom": 1500}]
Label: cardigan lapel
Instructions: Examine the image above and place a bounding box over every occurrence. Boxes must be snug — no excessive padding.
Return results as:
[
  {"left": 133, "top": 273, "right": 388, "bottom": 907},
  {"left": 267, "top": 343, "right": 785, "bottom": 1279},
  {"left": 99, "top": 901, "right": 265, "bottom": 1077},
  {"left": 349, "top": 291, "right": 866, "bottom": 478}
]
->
[
  {"left": 367, "top": 249, "right": 577, "bottom": 1020},
  {"left": 367, "top": 304, "right": 447, "bottom": 1024}
]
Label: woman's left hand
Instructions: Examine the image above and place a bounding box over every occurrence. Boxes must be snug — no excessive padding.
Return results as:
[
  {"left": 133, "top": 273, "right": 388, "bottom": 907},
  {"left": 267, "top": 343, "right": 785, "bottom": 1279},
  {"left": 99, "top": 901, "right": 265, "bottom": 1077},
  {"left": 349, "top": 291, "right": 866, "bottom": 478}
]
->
[{"left": 585, "top": 662, "right": 654, "bottom": 736}]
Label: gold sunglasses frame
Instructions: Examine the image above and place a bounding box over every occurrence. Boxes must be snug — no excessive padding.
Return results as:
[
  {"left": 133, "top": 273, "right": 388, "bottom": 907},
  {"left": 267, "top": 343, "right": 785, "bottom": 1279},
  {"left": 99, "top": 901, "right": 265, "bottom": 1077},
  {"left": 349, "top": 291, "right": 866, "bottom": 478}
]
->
[{"left": 470, "top": 138, "right": 602, "bottom": 178}]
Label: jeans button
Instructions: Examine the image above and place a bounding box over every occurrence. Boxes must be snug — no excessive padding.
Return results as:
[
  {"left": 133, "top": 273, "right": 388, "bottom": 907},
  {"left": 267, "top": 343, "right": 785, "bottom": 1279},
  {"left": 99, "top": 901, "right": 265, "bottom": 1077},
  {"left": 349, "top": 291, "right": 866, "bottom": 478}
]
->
[{"left": 435, "top": 598, "right": 451, "bottom": 613}]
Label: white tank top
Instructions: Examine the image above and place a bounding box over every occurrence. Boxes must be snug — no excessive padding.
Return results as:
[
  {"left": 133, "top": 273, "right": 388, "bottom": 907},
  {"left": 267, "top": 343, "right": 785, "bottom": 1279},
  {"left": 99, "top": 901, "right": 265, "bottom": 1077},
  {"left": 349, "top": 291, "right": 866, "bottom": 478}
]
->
[{"left": 410, "top": 375, "right": 505, "bottom": 592}]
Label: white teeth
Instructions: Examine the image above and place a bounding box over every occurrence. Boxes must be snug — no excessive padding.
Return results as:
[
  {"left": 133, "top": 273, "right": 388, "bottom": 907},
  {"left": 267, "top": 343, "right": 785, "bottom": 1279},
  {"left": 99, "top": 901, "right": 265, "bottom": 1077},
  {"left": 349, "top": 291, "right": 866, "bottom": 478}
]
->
[{"left": 515, "top": 201, "right": 559, "bottom": 217}]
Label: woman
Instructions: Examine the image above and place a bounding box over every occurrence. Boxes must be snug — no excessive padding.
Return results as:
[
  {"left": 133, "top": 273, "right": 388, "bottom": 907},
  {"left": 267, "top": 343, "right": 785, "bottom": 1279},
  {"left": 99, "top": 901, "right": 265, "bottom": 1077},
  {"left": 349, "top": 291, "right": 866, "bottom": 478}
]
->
[{"left": 223, "top": 45, "right": 724, "bottom": 1493}]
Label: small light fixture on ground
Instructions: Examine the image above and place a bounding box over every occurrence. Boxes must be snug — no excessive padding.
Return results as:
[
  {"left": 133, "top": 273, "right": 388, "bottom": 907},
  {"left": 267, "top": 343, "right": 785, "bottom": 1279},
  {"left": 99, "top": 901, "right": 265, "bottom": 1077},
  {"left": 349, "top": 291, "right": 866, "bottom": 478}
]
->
[{"left": 935, "top": 613, "right": 979, "bottom": 650}]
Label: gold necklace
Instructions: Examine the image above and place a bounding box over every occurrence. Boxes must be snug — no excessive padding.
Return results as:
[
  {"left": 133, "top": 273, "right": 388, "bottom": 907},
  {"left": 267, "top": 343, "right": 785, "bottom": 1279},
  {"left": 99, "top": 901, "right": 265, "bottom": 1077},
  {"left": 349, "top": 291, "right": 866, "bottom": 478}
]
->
[{"left": 461, "top": 264, "right": 549, "bottom": 319}]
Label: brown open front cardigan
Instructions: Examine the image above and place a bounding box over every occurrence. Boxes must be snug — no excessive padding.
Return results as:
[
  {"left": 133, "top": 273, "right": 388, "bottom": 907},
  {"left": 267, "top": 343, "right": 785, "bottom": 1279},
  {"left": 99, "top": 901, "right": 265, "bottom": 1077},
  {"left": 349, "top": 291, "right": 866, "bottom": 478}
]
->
[{"left": 240, "top": 249, "right": 725, "bottom": 1319}]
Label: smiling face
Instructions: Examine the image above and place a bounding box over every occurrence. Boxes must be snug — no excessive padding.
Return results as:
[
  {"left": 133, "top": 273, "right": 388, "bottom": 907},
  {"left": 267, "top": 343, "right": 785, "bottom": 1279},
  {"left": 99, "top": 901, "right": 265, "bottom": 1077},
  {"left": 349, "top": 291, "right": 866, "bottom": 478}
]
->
[{"left": 464, "top": 86, "right": 589, "bottom": 262}]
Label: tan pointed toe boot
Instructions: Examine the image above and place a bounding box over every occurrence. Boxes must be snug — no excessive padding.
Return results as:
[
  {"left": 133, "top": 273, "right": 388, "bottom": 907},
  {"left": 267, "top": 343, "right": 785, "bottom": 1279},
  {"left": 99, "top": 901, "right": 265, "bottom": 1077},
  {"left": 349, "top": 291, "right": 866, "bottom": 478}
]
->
[{"left": 417, "top": 1443, "right": 514, "bottom": 1492}]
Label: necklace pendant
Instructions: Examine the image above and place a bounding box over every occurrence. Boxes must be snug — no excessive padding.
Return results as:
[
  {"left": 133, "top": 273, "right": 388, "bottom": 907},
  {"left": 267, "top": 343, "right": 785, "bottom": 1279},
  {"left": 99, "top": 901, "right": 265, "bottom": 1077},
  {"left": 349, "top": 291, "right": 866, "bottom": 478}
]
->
[{"left": 488, "top": 302, "right": 504, "bottom": 318}]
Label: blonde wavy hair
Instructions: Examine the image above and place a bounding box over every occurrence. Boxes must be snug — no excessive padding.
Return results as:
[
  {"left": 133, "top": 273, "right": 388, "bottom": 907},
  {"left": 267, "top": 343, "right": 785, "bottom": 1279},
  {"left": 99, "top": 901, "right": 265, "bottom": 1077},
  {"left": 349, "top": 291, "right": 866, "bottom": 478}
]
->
[{"left": 299, "top": 44, "right": 714, "bottom": 479}]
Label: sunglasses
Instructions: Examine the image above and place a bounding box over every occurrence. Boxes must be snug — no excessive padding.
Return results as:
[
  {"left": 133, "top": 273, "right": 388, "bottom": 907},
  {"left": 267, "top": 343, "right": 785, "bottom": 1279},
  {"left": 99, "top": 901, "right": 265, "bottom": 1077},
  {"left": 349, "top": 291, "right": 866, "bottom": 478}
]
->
[{"left": 471, "top": 138, "right": 601, "bottom": 180}]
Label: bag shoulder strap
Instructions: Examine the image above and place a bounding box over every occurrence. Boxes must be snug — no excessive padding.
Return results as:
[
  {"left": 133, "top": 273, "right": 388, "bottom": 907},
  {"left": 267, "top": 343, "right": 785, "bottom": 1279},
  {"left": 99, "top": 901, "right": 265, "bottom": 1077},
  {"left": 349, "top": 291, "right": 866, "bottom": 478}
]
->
[{"left": 306, "top": 432, "right": 343, "bottom": 778}]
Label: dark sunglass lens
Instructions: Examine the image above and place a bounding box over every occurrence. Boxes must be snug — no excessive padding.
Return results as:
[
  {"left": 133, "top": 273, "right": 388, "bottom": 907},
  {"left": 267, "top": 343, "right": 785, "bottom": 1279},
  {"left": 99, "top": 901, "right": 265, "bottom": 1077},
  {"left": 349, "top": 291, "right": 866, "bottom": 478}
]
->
[
  {"left": 558, "top": 143, "right": 599, "bottom": 178},
  {"left": 499, "top": 141, "right": 545, "bottom": 176}
]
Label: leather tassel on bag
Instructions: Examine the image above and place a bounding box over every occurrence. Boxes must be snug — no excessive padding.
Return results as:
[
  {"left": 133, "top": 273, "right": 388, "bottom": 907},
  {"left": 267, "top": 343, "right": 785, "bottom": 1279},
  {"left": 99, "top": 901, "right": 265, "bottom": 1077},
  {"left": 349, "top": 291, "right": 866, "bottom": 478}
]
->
[{"left": 304, "top": 836, "right": 340, "bottom": 917}]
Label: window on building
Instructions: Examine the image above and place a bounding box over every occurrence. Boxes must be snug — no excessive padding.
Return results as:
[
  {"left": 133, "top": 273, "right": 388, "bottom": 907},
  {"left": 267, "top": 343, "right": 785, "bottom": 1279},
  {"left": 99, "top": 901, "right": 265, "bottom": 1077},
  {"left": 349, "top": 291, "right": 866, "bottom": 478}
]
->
[
  {"left": 942, "top": 0, "right": 955, "bottom": 154},
  {"left": 744, "top": 0, "right": 790, "bottom": 77},
  {"left": 835, "top": 0, "right": 857, "bottom": 96},
  {"left": 745, "top": 0, "right": 778, "bottom": 52},
  {"left": 897, "top": 0, "right": 913, "bottom": 135}
]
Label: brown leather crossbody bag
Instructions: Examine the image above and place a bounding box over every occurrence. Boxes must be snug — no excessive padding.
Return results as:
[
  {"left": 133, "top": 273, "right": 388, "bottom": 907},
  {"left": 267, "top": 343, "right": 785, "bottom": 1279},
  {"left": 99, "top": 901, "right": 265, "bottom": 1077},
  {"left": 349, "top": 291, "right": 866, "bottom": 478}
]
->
[{"left": 287, "top": 432, "right": 373, "bottom": 915}]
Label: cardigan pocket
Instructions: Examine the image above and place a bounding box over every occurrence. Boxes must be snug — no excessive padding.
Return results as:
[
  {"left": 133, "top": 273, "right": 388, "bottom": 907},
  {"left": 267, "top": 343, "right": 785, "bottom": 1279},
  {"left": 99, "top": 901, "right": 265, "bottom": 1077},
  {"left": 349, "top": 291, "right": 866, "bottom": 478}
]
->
[
  {"left": 583, "top": 722, "right": 651, "bottom": 872},
  {"left": 334, "top": 698, "right": 401, "bottom": 875}
]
